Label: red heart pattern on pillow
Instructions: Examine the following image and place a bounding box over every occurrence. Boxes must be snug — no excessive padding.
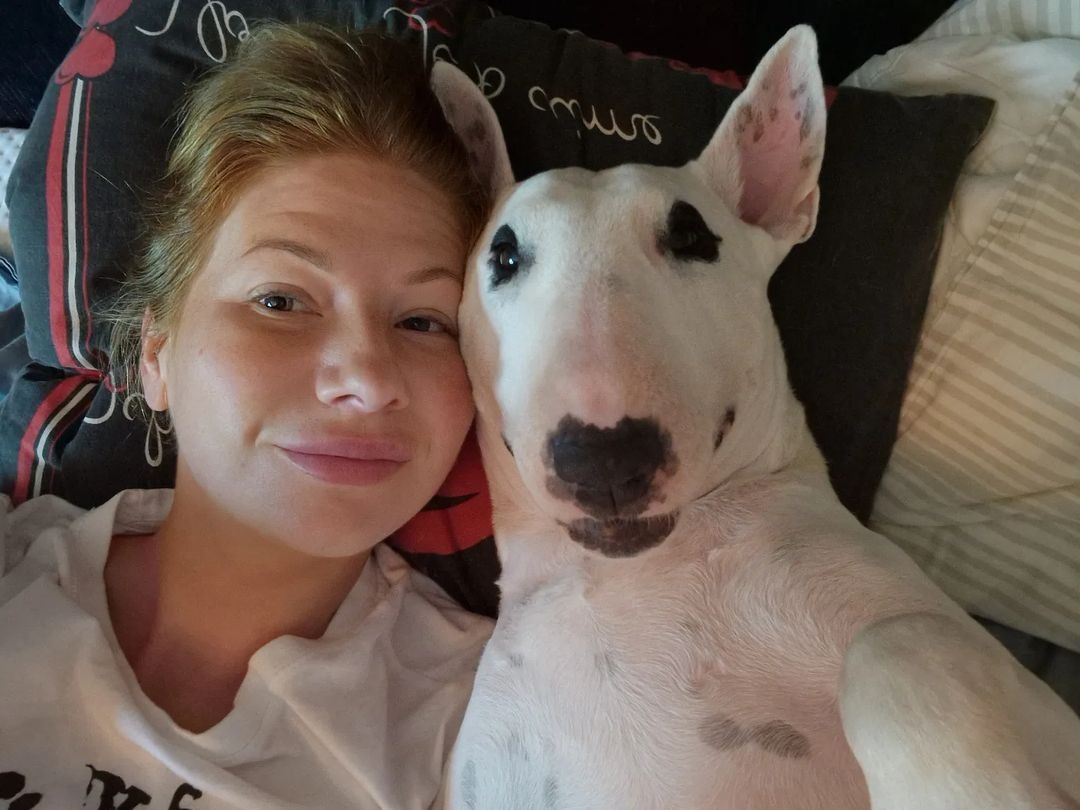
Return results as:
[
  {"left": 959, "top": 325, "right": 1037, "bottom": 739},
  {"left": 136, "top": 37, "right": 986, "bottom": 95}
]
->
[{"left": 55, "top": 0, "right": 132, "bottom": 84}]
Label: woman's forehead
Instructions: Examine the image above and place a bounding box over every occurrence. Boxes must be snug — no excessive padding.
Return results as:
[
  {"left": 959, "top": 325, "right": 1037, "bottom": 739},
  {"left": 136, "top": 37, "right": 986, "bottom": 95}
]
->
[
  {"left": 209, "top": 153, "right": 469, "bottom": 270},
  {"left": 240, "top": 154, "right": 461, "bottom": 228}
]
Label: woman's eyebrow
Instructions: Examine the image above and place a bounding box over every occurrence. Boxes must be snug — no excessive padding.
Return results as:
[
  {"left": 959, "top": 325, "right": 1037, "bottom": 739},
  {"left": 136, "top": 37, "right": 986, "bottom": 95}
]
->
[
  {"left": 405, "top": 265, "right": 464, "bottom": 285},
  {"left": 242, "top": 238, "right": 331, "bottom": 270},
  {"left": 242, "top": 240, "right": 461, "bottom": 285}
]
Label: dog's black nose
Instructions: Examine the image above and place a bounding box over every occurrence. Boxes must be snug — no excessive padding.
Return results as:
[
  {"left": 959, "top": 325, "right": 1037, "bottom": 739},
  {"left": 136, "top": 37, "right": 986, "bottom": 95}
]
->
[{"left": 545, "top": 416, "right": 672, "bottom": 518}]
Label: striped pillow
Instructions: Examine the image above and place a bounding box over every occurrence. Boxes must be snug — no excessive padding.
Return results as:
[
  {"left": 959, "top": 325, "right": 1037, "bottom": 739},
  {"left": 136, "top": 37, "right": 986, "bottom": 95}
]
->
[{"left": 871, "top": 73, "right": 1080, "bottom": 653}]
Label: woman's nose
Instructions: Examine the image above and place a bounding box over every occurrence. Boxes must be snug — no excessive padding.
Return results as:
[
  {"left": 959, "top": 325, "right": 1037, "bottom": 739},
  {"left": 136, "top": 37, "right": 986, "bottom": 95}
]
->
[{"left": 315, "top": 331, "right": 409, "bottom": 413}]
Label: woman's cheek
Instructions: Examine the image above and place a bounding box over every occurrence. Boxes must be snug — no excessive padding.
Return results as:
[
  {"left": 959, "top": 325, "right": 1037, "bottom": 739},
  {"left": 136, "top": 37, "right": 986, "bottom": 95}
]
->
[
  {"left": 410, "top": 341, "right": 473, "bottom": 421},
  {"left": 191, "top": 320, "right": 297, "bottom": 406}
]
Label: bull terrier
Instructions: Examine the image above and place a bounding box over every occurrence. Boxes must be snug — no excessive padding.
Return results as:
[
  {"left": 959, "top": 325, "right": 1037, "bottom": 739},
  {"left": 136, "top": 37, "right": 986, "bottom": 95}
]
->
[{"left": 432, "top": 25, "right": 1080, "bottom": 809}]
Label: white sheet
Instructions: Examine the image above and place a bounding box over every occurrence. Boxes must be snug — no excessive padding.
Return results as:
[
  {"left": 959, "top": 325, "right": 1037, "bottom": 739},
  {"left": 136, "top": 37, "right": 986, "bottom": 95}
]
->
[{"left": 0, "top": 128, "right": 26, "bottom": 261}]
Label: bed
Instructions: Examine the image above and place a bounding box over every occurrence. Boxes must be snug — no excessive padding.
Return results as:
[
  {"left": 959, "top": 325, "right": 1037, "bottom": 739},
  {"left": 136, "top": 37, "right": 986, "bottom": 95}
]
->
[{"left": 2, "top": 0, "right": 1078, "bottom": 711}]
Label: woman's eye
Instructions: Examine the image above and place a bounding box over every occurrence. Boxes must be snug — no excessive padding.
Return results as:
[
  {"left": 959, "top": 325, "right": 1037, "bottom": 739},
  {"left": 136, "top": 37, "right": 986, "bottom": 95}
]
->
[
  {"left": 399, "top": 316, "right": 450, "bottom": 334},
  {"left": 254, "top": 293, "right": 299, "bottom": 312}
]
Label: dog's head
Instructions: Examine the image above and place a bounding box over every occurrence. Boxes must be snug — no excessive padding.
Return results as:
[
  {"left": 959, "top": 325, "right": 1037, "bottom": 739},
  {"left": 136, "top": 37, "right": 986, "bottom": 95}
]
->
[{"left": 433, "top": 26, "right": 826, "bottom": 557}]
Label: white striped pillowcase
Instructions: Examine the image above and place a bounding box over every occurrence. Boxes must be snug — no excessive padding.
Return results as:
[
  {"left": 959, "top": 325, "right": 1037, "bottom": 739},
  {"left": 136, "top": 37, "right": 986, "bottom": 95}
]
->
[
  {"left": 921, "top": 0, "right": 1080, "bottom": 40},
  {"left": 870, "top": 73, "right": 1080, "bottom": 653}
]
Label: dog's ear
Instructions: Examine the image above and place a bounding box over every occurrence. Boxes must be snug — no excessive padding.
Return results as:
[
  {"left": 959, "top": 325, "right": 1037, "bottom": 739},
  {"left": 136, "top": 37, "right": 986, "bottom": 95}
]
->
[
  {"left": 430, "top": 61, "right": 515, "bottom": 197},
  {"left": 695, "top": 25, "right": 825, "bottom": 246}
]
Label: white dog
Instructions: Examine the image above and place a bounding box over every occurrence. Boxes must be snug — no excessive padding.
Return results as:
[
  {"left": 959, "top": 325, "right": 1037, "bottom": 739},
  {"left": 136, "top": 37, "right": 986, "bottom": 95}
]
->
[{"left": 432, "top": 26, "right": 1080, "bottom": 809}]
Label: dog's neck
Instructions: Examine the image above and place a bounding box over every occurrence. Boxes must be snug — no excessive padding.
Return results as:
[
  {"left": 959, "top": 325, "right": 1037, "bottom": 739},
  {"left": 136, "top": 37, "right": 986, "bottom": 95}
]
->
[{"left": 710, "top": 343, "right": 829, "bottom": 491}]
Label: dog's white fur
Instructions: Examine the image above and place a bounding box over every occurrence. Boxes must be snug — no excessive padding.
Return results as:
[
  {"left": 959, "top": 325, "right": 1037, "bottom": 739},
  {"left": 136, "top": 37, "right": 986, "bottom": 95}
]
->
[{"left": 432, "top": 27, "right": 1080, "bottom": 809}]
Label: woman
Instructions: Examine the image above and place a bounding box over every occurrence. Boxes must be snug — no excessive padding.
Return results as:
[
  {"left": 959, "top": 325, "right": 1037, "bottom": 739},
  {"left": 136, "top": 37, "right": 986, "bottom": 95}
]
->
[{"left": 0, "top": 22, "right": 493, "bottom": 808}]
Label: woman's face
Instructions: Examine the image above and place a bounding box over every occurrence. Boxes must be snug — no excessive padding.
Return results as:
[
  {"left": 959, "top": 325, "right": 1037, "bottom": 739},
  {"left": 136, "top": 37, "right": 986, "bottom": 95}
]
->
[{"left": 143, "top": 153, "right": 475, "bottom": 557}]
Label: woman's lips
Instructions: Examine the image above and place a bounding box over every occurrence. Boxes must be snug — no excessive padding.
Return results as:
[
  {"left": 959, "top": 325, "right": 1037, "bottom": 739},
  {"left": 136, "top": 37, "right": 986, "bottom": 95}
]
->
[{"left": 276, "top": 438, "right": 411, "bottom": 486}]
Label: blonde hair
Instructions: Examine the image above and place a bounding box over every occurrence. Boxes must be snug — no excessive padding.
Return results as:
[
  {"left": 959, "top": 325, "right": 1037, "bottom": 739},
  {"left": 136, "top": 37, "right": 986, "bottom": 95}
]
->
[{"left": 104, "top": 21, "right": 489, "bottom": 409}]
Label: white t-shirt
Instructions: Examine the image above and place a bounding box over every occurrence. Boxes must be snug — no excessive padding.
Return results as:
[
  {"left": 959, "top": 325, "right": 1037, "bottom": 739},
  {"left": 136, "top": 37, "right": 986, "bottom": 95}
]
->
[{"left": 0, "top": 489, "right": 493, "bottom": 810}]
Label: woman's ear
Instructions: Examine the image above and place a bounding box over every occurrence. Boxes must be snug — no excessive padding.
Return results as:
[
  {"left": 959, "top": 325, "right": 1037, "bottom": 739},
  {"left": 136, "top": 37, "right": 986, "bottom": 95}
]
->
[{"left": 140, "top": 311, "right": 170, "bottom": 412}]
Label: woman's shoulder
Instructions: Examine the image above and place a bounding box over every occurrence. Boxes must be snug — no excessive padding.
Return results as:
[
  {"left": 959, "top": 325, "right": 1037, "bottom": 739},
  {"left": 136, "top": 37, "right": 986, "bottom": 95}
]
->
[
  {"left": 0, "top": 489, "right": 169, "bottom": 596},
  {"left": 0, "top": 493, "right": 87, "bottom": 575}
]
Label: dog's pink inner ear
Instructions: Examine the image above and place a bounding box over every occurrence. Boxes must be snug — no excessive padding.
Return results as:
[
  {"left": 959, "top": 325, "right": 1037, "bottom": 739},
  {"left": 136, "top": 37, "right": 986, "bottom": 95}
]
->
[
  {"left": 729, "top": 36, "right": 823, "bottom": 241},
  {"left": 430, "top": 62, "right": 514, "bottom": 196}
]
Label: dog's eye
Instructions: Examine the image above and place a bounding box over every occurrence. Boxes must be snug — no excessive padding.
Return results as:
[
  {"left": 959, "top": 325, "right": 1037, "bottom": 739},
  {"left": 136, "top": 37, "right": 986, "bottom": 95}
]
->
[
  {"left": 489, "top": 224, "right": 525, "bottom": 288},
  {"left": 495, "top": 244, "right": 520, "bottom": 274},
  {"left": 661, "top": 201, "right": 721, "bottom": 263}
]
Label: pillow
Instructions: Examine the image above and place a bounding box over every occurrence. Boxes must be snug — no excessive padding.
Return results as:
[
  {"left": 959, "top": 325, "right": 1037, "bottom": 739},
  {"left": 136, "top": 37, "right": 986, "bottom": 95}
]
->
[
  {"left": 870, "top": 75, "right": 1080, "bottom": 655},
  {"left": 4, "top": 0, "right": 992, "bottom": 617},
  {"left": 485, "top": 0, "right": 958, "bottom": 85}
]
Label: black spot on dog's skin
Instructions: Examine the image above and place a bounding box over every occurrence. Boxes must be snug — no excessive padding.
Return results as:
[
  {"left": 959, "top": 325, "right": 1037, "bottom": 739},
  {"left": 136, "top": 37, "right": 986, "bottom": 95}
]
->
[
  {"left": 466, "top": 118, "right": 489, "bottom": 149},
  {"left": 508, "top": 652, "right": 524, "bottom": 668},
  {"left": 514, "top": 586, "right": 538, "bottom": 611},
  {"left": 735, "top": 103, "right": 754, "bottom": 136},
  {"left": 658, "top": 201, "right": 721, "bottom": 264},
  {"left": 799, "top": 99, "right": 815, "bottom": 142},
  {"left": 562, "top": 512, "right": 679, "bottom": 557},
  {"left": 502, "top": 434, "right": 514, "bottom": 457},
  {"left": 714, "top": 408, "right": 736, "bottom": 451},
  {"left": 461, "top": 760, "right": 478, "bottom": 809},
  {"left": 595, "top": 650, "right": 620, "bottom": 678},
  {"left": 700, "top": 715, "right": 751, "bottom": 750},
  {"left": 700, "top": 716, "right": 811, "bottom": 759},
  {"left": 506, "top": 730, "right": 530, "bottom": 760},
  {"left": 752, "top": 720, "right": 811, "bottom": 758},
  {"left": 488, "top": 224, "right": 531, "bottom": 288},
  {"left": 679, "top": 618, "right": 706, "bottom": 639},
  {"left": 543, "top": 775, "right": 559, "bottom": 808}
]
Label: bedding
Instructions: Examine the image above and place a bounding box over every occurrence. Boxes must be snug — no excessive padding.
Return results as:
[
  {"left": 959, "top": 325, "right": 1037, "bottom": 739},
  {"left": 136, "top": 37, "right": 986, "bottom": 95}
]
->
[
  {"left": 0, "top": 128, "right": 24, "bottom": 264},
  {"left": 0, "top": 0, "right": 78, "bottom": 128},
  {"left": 487, "top": 0, "right": 958, "bottom": 85},
  {"left": 4, "top": 0, "right": 989, "bottom": 620},
  {"left": 0, "top": 129, "right": 28, "bottom": 401},
  {"left": 846, "top": 0, "right": 1080, "bottom": 658}
]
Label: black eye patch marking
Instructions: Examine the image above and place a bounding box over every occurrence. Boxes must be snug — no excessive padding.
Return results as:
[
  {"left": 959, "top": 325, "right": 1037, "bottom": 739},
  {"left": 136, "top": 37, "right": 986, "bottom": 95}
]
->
[
  {"left": 488, "top": 224, "right": 531, "bottom": 288},
  {"left": 658, "top": 200, "right": 721, "bottom": 263}
]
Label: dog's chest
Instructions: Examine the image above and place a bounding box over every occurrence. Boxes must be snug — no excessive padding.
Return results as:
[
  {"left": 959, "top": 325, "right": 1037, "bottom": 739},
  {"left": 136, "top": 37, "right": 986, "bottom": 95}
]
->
[{"left": 458, "top": 517, "right": 877, "bottom": 808}]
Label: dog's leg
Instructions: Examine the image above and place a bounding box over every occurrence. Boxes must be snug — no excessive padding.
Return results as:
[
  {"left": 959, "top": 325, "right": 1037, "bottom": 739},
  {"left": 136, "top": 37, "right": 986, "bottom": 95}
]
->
[{"left": 839, "top": 612, "right": 1080, "bottom": 810}]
